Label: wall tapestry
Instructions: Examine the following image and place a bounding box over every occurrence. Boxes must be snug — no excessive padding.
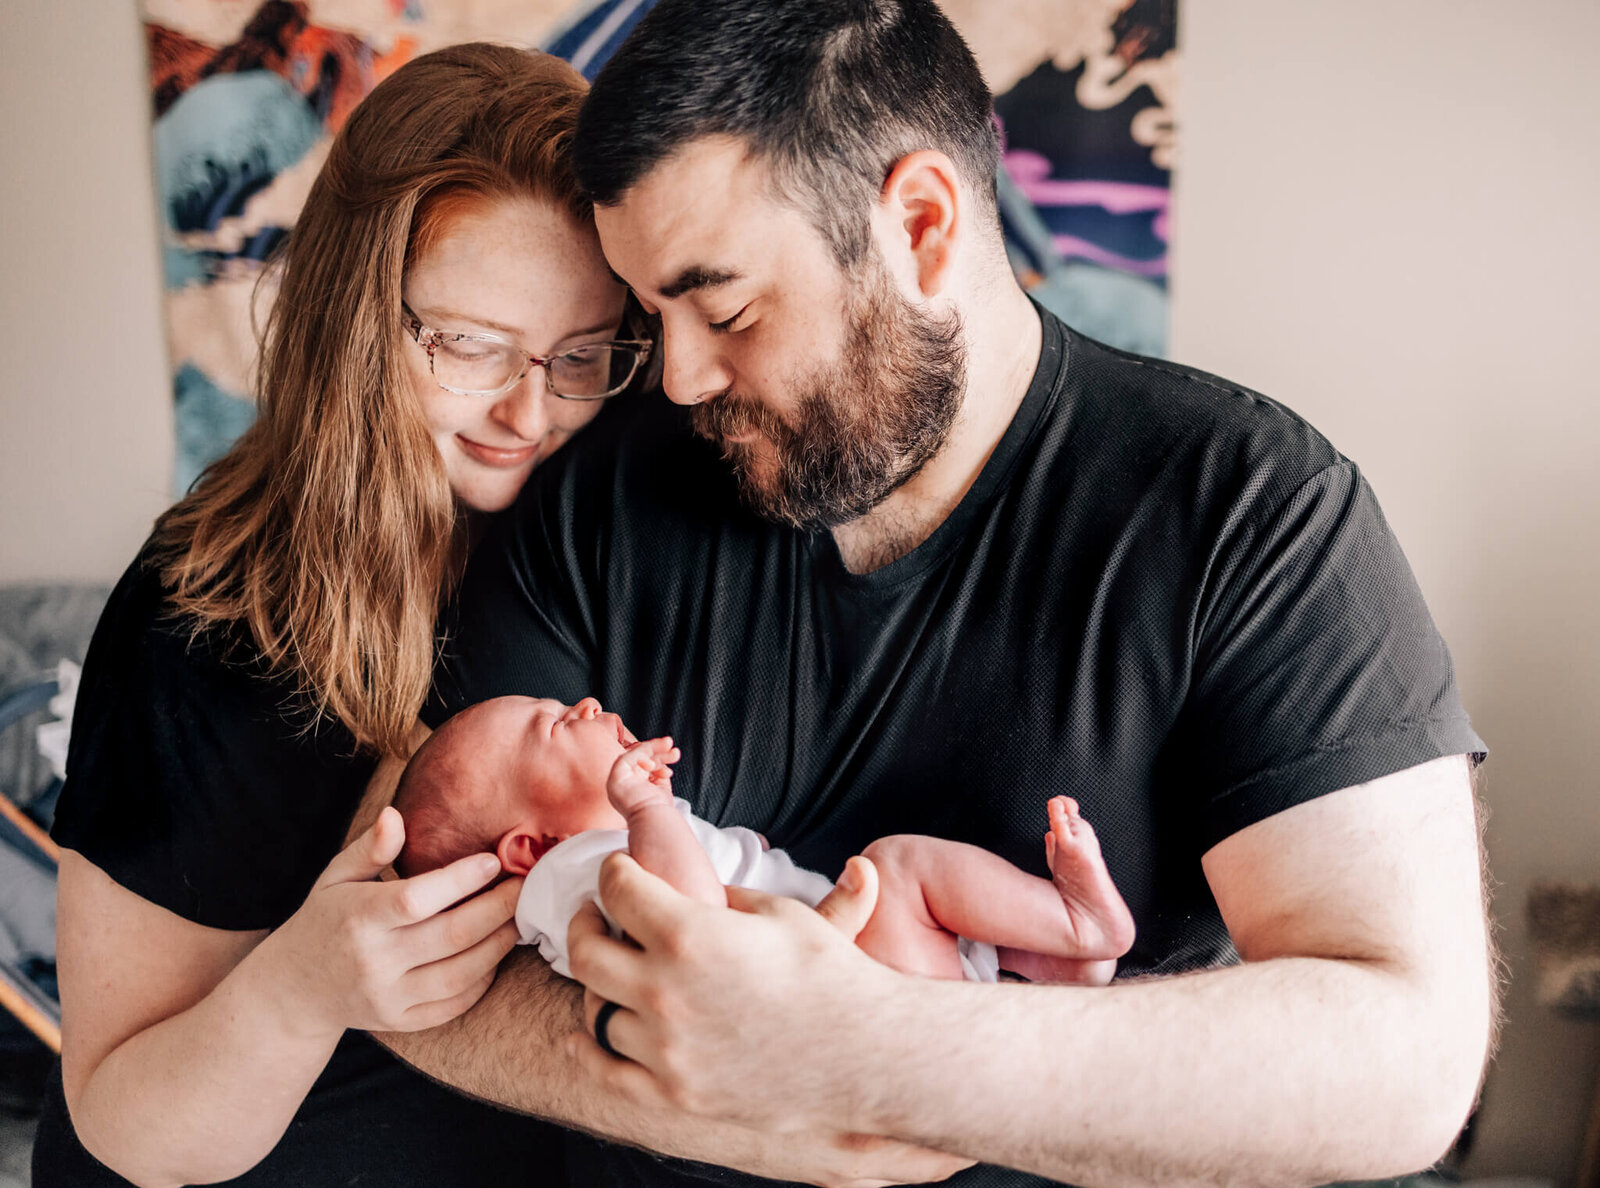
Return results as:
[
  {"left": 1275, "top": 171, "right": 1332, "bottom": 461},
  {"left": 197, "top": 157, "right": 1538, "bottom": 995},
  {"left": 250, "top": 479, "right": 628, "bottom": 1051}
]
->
[{"left": 139, "top": 0, "right": 1177, "bottom": 494}]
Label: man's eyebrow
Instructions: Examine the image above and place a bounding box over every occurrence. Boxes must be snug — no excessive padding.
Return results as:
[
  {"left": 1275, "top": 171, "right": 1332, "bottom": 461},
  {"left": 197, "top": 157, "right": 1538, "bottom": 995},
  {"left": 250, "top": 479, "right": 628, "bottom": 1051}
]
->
[{"left": 659, "top": 266, "right": 743, "bottom": 300}]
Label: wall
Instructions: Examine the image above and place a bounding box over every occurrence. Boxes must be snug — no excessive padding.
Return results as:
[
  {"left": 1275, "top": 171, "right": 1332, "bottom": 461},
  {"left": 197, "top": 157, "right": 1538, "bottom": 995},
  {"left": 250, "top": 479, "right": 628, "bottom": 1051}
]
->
[
  {"left": 1172, "top": 1, "right": 1600, "bottom": 1179},
  {"left": 1, "top": 0, "right": 1597, "bottom": 1179},
  {"left": 0, "top": 2, "right": 171, "bottom": 585}
]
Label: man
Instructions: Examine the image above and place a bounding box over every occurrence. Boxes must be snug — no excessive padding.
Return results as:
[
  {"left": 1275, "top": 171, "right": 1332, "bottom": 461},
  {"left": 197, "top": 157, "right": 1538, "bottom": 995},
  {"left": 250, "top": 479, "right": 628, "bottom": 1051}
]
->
[{"left": 390, "top": 1, "right": 1494, "bottom": 1183}]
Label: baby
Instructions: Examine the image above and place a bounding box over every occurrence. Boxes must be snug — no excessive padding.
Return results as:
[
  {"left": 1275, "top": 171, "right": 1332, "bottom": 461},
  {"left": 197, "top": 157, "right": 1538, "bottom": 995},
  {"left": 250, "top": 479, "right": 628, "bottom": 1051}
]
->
[{"left": 393, "top": 696, "right": 1136, "bottom": 985}]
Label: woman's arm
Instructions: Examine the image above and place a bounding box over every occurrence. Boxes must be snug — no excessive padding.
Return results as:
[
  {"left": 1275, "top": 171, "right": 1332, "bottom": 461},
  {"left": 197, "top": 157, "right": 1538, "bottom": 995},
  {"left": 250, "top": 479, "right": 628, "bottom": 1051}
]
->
[{"left": 57, "top": 809, "right": 518, "bottom": 1188}]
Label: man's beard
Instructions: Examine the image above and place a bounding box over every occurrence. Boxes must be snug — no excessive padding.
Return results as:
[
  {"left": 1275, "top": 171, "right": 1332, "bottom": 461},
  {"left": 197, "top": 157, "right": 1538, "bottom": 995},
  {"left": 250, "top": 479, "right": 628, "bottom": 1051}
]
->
[{"left": 690, "top": 259, "right": 966, "bottom": 532}]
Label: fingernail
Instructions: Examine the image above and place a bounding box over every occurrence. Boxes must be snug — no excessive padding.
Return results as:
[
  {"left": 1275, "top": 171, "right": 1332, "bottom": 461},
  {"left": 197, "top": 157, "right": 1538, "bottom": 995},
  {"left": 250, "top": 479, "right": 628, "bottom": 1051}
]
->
[
  {"left": 838, "top": 861, "right": 861, "bottom": 893},
  {"left": 478, "top": 854, "right": 504, "bottom": 878}
]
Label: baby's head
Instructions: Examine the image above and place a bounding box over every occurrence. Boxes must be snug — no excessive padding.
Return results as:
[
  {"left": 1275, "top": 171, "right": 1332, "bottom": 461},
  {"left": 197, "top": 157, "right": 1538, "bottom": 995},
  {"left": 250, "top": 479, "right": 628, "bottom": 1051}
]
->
[{"left": 393, "top": 695, "right": 633, "bottom": 878}]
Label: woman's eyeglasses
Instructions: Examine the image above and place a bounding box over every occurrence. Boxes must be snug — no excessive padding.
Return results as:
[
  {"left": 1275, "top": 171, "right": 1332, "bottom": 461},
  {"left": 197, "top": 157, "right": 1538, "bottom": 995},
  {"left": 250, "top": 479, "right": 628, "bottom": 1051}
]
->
[{"left": 402, "top": 304, "right": 652, "bottom": 400}]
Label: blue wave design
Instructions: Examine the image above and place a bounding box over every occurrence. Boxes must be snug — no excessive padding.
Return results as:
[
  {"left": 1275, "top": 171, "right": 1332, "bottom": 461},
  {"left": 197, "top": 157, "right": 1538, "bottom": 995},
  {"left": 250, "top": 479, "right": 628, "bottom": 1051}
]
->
[{"left": 544, "top": 0, "right": 659, "bottom": 78}]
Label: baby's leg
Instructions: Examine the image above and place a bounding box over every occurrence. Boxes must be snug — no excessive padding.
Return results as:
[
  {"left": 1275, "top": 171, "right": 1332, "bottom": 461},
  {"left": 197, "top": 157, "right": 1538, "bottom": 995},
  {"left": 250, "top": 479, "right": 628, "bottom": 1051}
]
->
[
  {"left": 853, "top": 837, "right": 970, "bottom": 980},
  {"left": 607, "top": 737, "right": 726, "bottom": 907},
  {"left": 858, "top": 799, "right": 1135, "bottom": 984}
]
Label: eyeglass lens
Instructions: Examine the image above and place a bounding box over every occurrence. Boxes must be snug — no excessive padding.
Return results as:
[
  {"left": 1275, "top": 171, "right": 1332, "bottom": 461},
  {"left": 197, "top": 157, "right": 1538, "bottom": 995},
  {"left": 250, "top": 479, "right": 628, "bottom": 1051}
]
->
[{"left": 431, "top": 334, "right": 640, "bottom": 398}]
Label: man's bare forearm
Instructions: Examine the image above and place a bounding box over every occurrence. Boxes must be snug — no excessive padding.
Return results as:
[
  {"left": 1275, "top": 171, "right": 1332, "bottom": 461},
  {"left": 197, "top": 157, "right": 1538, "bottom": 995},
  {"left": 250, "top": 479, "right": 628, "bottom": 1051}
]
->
[
  {"left": 855, "top": 951, "right": 1489, "bottom": 1187},
  {"left": 570, "top": 757, "right": 1493, "bottom": 1187},
  {"left": 842, "top": 760, "right": 1495, "bottom": 1183},
  {"left": 373, "top": 948, "right": 969, "bottom": 1185},
  {"left": 375, "top": 947, "right": 614, "bottom": 1126}
]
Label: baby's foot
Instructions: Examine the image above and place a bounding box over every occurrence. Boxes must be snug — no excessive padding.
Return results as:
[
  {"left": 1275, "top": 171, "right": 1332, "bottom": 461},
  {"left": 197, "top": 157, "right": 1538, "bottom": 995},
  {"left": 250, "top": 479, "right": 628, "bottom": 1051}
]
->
[
  {"left": 606, "top": 736, "right": 681, "bottom": 817},
  {"left": 1045, "top": 797, "right": 1136, "bottom": 958}
]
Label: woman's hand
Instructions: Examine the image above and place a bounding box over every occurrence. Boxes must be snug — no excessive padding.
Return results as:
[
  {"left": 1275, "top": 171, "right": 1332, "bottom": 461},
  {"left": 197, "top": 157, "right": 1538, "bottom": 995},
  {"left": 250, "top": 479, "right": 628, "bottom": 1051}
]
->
[{"left": 262, "top": 806, "right": 522, "bottom": 1039}]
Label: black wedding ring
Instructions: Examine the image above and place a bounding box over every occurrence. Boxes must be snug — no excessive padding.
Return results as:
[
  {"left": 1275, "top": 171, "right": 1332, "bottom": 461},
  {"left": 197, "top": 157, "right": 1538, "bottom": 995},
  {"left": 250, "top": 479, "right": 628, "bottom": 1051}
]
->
[{"left": 593, "top": 999, "right": 623, "bottom": 1058}]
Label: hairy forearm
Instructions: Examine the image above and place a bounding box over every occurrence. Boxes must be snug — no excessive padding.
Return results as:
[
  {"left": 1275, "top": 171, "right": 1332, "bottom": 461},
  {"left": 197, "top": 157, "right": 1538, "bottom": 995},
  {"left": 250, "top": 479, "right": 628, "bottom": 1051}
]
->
[
  {"left": 859, "top": 954, "right": 1489, "bottom": 1187},
  {"left": 71, "top": 946, "right": 341, "bottom": 1188},
  {"left": 374, "top": 948, "right": 586, "bottom": 1116},
  {"left": 374, "top": 949, "right": 820, "bottom": 1172}
]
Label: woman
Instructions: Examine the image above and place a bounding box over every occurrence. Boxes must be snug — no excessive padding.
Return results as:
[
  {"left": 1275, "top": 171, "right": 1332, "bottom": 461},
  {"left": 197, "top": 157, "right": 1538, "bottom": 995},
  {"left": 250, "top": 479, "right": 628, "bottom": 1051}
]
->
[{"left": 34, "top": 43, "right": 650, "bottom": 1186}]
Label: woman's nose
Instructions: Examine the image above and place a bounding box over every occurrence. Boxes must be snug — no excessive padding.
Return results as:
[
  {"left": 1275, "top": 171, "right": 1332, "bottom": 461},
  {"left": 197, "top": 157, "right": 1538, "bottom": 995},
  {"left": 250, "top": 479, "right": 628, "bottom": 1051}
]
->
[
  {"left": 489, "top": 367, "right": 551, "bottom": 440},
  {"left": 661, "top": 323, "right": 733, "bottom": 406}
]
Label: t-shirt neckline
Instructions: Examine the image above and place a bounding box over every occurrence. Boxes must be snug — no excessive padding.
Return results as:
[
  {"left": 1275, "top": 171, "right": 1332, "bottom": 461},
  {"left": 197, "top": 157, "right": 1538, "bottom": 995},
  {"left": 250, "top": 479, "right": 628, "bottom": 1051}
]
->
[{"left": 809, "top": 302, "right": 1068, "bottom": 590}]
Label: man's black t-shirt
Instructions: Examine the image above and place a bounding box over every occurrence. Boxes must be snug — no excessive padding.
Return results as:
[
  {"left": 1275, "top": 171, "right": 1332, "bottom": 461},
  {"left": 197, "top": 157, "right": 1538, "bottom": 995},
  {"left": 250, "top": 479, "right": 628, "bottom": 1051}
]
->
[
  {"left": 429, "top": 309, "right": 1484, "bottom": 1187},
  {"left": 40, "top": 549, "right": 566, "bottom": 1187}
]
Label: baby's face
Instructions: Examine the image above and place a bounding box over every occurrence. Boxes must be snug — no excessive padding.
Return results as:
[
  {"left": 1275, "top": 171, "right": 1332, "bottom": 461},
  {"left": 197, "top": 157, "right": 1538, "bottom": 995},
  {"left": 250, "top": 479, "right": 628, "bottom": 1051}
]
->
[{"left": 480, "top": 696, "right": 635, "bottom": 832}]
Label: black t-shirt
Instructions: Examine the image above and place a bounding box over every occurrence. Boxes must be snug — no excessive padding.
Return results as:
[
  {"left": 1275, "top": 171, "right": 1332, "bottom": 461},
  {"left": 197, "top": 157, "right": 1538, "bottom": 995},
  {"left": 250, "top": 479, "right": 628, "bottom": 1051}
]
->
[
  {"left": 429, "top": 309, "right": 1484, "bottom": 1188},
  {"left": 41, "top": 547, "right": 564, "bottom": 1187}
]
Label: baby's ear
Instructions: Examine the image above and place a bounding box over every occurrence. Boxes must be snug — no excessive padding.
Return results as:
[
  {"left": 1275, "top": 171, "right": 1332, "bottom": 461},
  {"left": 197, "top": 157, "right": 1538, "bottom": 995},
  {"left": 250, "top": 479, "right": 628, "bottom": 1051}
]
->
[{"left": 497, "top": 825, "right": 563, "bottom": 875}]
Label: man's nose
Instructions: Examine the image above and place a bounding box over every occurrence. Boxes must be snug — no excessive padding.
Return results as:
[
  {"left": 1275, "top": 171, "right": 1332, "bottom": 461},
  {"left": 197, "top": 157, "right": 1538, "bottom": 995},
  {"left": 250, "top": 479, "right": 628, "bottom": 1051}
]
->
[
  {"left": 489, "top": 366, "right": 551, "bottom": 440},
  {"left": 661, "top": 322, "right": 733, "bottom": 406}
]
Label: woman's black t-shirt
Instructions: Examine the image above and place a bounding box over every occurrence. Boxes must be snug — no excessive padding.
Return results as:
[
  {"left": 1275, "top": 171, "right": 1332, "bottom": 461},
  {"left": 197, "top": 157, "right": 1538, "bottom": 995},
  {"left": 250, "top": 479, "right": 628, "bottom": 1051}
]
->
[
  {"left": 54, "top": 548, "right": 378, "bottom": 928},
  {"left": 38, "top": 546, "right": 565, "bottom": 1187}
]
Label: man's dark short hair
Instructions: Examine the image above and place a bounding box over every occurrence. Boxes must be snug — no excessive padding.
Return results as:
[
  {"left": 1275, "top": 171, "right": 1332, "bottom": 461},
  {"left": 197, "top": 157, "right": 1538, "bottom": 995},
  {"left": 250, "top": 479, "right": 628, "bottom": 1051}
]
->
[{"left": 574, "top": 0, "right": 1001, "bottom": 268}]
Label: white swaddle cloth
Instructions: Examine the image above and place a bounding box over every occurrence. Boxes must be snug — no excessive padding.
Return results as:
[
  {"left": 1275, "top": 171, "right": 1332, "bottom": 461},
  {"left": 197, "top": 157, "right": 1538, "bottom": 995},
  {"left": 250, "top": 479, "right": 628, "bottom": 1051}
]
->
[{"left": 514, "top": 797, "right": 1000, "bottom": 982}]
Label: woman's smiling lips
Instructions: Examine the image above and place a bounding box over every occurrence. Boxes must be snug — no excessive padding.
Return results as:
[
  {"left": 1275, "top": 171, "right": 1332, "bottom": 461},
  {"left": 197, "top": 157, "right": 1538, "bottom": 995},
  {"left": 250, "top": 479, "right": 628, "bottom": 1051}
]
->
[{"left": 457, "top": 434, "right": 539, "bottom": 467}]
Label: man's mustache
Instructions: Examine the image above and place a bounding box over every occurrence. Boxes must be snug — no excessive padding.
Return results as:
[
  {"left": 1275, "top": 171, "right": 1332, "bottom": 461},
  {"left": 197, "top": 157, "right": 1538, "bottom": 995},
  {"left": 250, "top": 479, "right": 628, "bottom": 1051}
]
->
[{"left": 691, "top": 393, "right": 791, "bottom": 446}]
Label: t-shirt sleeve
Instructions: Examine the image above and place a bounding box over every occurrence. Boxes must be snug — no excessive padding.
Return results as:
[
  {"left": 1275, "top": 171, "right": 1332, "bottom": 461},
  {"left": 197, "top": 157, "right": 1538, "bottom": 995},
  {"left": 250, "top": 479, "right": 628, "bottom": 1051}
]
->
[
  {"left": 1176, "top": 460, "right": 1485, "bottom": 852},
  {"left": 50, "top": 560, "right": 375, "bottom": 931}
]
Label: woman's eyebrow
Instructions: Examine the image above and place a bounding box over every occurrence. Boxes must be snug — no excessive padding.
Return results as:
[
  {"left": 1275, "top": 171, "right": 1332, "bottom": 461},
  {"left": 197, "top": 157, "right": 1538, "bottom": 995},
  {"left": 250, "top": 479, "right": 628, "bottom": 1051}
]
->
[
  {"left": 416, "top": 309, "right": 621, "bottom": 344},
  {"left": 411, "top": 304, "right": 525, "bottom": 337},
  {"left": 558, "top": 319, "right": 627, "bottom": 342}
]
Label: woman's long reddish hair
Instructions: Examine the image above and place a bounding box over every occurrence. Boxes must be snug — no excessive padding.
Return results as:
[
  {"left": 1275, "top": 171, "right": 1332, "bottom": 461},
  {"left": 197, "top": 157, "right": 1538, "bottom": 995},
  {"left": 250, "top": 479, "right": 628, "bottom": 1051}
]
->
[{"left": 152, "top": 44, "right": 592, "bottom": 757}]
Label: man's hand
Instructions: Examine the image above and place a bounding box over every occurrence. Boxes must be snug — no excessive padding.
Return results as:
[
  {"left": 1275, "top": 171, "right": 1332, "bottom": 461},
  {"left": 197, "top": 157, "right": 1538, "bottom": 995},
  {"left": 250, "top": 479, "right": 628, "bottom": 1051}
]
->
[
  {"left": 566, "top": 853, "right": 974, "bottom": 1182},
  {"left": 569, "top": 855, "right": 885, "bottom": 1128}
]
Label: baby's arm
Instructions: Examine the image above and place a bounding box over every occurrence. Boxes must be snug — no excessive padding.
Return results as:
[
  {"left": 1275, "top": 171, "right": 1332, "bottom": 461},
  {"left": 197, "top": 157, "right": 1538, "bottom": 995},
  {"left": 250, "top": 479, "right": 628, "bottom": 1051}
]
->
[
  {"left": 857, "top": 798, "right": 1135, "bottom": 983},
  {"left": 607, "top": 737, "right": 726, "bottom": 908}
]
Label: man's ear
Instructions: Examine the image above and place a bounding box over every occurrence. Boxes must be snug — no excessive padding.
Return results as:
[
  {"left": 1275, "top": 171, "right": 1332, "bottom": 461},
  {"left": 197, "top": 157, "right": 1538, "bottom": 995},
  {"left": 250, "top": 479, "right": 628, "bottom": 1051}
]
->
[
  {"left": 497, "top": 824, "right": 563, "bottom": 875},
  {"left": 875, "top": 149, "right": 963, "bottom": 297}
]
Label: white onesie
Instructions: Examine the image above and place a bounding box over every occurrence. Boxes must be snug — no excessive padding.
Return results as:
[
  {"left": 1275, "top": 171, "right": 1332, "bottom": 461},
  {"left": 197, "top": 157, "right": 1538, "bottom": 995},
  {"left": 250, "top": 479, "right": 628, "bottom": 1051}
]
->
[{"left": 515, "top": 798, "right": 999, "bottom": 982}]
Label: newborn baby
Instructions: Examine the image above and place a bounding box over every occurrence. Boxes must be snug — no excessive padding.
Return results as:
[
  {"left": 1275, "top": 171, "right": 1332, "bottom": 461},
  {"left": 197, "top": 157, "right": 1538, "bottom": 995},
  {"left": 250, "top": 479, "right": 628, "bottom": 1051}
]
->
[{"left": 394, "top": 696, "right": 1135, "bottom": 984}]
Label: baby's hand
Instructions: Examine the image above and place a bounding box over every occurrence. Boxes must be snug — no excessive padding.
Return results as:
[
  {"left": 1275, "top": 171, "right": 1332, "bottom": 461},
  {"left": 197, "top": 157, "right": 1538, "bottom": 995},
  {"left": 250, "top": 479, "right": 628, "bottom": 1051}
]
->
[{"left": 607, "top": 736, "right": 681, "bottom": 815}]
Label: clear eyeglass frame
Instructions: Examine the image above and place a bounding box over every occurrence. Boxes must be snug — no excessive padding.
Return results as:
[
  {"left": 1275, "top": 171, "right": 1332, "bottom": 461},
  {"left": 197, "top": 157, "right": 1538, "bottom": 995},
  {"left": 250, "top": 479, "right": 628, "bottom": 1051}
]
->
[{"left": 401, "top": 304, "right": 652, "bottom": 400}]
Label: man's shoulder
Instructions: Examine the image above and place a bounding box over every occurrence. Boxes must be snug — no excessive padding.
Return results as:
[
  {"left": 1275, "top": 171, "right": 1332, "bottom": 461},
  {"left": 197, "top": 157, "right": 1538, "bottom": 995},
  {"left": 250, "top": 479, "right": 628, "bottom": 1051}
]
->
[{"left": 1043, "top": 326, "right": 1353, "bottom": 518}]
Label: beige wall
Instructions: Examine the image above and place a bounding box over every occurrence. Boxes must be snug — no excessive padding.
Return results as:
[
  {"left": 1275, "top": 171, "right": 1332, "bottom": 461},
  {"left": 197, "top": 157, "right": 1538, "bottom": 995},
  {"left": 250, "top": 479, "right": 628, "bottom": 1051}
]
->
[
  {"left": 1173, "top": 1, "right": 1600, "bottom": 1179},
  {"left": 0, "top": 1, "right": 172, "bottom": 585},
  {"left": 2, "top": 0, "right": 1597, "bottom": 1179}
]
